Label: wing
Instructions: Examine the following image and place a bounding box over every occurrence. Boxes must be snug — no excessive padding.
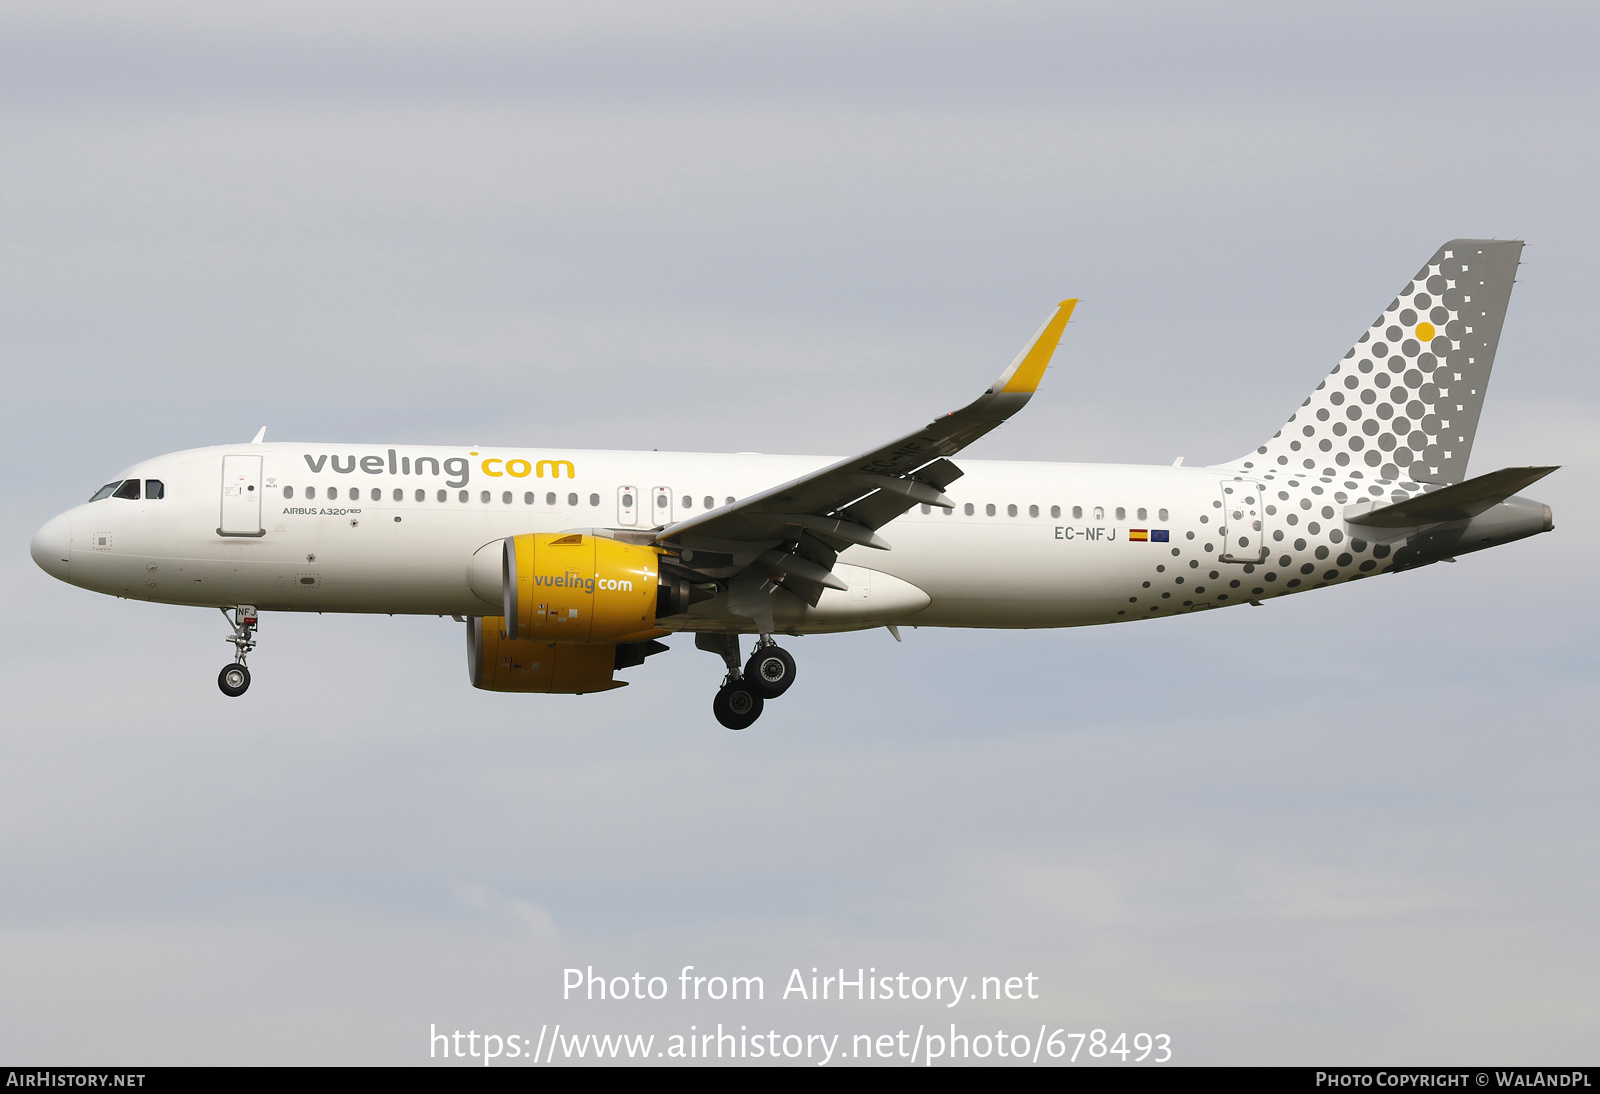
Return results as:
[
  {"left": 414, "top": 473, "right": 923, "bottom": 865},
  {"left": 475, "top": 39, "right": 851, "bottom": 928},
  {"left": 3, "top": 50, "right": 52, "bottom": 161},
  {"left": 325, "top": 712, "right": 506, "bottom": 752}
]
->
[{"left": 653, "top": 299, "right": 1077, "bottom": 616}]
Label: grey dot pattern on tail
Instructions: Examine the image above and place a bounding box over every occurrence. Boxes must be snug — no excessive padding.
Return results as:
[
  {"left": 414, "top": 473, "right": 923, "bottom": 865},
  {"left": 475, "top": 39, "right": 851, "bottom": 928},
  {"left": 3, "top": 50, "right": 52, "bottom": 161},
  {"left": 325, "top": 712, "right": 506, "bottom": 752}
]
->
[
  {"left": 1117, "top": 472, "right": 1398, "bottom": 625},
  {"left": 1112, "top": 240, "right": 1521, "bottom": 625},
  {"left": 1229, "top": 240, "right": 1522, "bottom": 488}
]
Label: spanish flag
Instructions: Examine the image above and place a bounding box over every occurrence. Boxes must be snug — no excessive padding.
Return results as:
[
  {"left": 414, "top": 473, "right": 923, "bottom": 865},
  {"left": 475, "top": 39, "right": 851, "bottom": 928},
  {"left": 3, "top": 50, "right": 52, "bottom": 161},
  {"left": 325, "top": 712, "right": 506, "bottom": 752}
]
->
[{"left": 1129, "top": 529, "right": 1149, "bottom": 542}]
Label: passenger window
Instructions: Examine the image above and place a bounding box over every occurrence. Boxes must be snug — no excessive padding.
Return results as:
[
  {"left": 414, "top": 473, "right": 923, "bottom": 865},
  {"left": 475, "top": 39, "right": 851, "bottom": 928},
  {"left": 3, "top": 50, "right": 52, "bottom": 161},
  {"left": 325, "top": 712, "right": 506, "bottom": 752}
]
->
[
  {"left": 1050, "top": 505, "right": 1060, "bottom": 518},
  {"left": 502, "top": 491, "right": 512, "bottom": 504},
  {"left": 372, "top": 488, "right": 382, "bottom": 502},
  {"left": 307, "top": 486, "right": 318, "bottom": 500},
  {"left": 546, "top": 492, "right": 556, "bottom": 505},
  {"left": 328, "top": 487, "right": 339, "bottom": 500},
  {"left": 89, "top": 481, "right": 122, "bottom": 502},
  {"left": 480, "top": 490, "right": 490, "bottom": 503},
  {"left": 1092, "top": 506, "right": 1103, "bottom": 520},
  {"left": 416, "top": 489, "right": 426, "bottom": 502},
  {"left": 682, "top": 495, "right": 692, "bottom": 509},
  {"left": 985, "top": 503, "right": 996, "bottom": 517},
  {"left": 114, "top": 479, "right": 140, "bottom": 500},
  {"left": 524, "top": 492, "right": 534, "bottom": 504},
  {"left": 459, "top": 490, "right": 469, "bottom": 502},
  {"left": 1137, "top": 507, "right": 1147, "bottom": 520},
  {"left": 393, "top": 488, "right": 403, "bottom": 501},
  {"left": 1072, "top": 505, "right": 1082, "bottom": 519},
  {"left": 1115, "top": 507, "right": 1126, "bottom": 520},
  {"left": 145, "top": 480, "right": 164, "bottom": 500},
  {"left": 437, "top": 489, "right": 447, "bottom": 502},
  {"left": 1158, "top": 508, "right": 1169, "bottom": 521},
  {"left": 590, "top": 493, "right": 599, "bottom": 507},
  {"left": 920, "top": 504, "right": 931, "bottom": 514},
  {"left": 283, "top": 486, "right": 295, "bottom": 500},
  {"left": 567, "top": 493, "right": 578, "bottom": 506},
  {"left": 964, "top": 503, "right": 975, "bottom": 516},
  {"left": 1006, "top": 504, "right": 1017, "bottom": 517},
  {"left": 704, "top": 496, "right": 714, "bottom": 509},
  {"left": 1029, "top": 504, "right": 1039, "bottom": 517},
  {"left": 725, "top": 496, "right": 734, "bottom": 506}
]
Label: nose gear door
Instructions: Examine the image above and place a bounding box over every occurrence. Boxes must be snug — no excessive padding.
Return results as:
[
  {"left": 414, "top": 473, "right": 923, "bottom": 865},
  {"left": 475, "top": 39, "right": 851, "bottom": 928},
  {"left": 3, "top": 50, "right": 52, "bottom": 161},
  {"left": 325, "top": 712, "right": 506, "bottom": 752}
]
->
[
  {"left": 1218, "top": 477, "right": 1266, "bottom": 563},
  {"left": 220, "top": 455, "right": 264, "bottom": 536}
]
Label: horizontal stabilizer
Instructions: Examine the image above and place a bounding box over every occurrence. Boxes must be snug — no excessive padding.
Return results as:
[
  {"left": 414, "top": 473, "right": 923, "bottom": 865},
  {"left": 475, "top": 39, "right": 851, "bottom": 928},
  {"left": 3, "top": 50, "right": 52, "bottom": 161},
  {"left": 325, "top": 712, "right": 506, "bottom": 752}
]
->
[{"left": 1346, "top": 465, "right": 1558, "bottom": 528}]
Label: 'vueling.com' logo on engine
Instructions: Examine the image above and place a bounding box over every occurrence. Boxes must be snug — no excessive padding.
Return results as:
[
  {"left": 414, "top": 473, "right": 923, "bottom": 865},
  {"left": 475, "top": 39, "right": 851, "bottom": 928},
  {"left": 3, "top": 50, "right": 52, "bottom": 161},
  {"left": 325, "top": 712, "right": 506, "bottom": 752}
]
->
[
  {"left": 301, "top": 450, "right": 577, "bottom": 489},
  {"left": 532, "top": 570, "right": 634, "bottom": 595}
]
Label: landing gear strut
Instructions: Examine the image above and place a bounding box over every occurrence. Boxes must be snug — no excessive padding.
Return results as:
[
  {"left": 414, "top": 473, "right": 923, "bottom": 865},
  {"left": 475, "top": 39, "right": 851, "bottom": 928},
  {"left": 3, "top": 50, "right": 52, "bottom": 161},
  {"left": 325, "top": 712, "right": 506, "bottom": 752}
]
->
[
  {"left": 696, "top": 633, "right": 797, "bottom": 729},
  {"left": 218, "top": 605, "right": 257, "bottom": 697},
  {"left": 696, "top": 633, "right": 761, "bottom": 729}
]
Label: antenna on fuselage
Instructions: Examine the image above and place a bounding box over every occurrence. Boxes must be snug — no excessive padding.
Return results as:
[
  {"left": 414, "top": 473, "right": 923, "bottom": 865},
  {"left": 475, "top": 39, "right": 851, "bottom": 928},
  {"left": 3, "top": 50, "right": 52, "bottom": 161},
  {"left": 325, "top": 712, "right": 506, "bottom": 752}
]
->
[{"left": 250, "top": 427, "right": 266, "bottom": 444}]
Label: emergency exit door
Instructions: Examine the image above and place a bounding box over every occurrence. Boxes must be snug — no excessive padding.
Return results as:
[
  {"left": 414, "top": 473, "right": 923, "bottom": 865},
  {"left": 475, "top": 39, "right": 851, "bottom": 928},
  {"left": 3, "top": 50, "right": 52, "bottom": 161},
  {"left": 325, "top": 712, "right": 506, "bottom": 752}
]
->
[
  {"left": 616, "top": 485, "right": 639, "bottom": 526},
  {"left": 651, "top": 486, "right": 674, "bottom": 527},
  {"left": 220, "top": 455, "right": 264, "bottom": 536}
]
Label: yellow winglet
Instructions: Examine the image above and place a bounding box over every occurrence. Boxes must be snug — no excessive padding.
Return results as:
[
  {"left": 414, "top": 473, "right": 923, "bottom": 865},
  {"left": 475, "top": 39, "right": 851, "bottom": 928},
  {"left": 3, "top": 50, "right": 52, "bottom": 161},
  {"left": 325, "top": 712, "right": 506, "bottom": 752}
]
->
[{"left": 995, "top": 298, "right": 1077, "bottom": 395}]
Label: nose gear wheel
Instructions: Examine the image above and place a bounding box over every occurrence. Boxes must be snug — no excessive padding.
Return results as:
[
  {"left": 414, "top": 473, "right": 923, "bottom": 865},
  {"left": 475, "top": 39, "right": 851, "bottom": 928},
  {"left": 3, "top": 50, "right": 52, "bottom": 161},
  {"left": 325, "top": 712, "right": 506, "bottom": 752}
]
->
[{"left": 217, "top": 663, "right": 251, "bottom": 697}]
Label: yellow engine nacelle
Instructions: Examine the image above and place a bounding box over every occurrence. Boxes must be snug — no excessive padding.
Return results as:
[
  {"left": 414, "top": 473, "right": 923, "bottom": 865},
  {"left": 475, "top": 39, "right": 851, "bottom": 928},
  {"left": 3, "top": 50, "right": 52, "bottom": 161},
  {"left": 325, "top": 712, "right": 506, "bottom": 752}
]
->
[
  {"left": 467, "top": 616, "right": 625, "bottom": 694},
  {"left": 501, "top": 532, "right": 668, "bottom": 645}
]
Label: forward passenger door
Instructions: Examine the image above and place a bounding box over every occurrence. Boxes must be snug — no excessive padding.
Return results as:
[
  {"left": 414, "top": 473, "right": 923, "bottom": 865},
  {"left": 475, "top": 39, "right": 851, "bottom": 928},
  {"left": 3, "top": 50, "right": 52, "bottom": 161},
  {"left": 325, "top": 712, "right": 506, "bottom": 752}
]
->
[{"left": 219, "top": 455, "right": 263, "bottom": 536}]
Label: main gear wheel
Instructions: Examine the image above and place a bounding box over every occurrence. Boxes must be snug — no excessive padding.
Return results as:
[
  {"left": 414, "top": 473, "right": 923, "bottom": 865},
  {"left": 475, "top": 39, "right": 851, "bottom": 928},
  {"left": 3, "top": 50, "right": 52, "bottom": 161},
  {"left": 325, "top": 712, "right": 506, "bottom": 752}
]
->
[{"left": 712, "top": 680, "right": 764, "bottom": 730}]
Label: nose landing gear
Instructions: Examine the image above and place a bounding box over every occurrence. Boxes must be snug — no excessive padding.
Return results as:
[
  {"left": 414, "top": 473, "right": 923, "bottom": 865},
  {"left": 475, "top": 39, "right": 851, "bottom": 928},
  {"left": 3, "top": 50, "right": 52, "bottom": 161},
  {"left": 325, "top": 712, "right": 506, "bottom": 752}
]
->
[
  {"left": 695, "top": 633, "right": 796, "bottom": 729},
  {"left": 217, "top": 605, "right": 257, "bottom": 697}
]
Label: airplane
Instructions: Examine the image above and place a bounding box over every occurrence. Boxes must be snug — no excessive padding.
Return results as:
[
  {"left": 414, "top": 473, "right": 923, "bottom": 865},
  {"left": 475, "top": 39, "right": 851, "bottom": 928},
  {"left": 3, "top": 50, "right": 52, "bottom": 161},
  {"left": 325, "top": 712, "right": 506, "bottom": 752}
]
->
[{"left": 30, "top": 239, "right": 1556, "bottom": 729}]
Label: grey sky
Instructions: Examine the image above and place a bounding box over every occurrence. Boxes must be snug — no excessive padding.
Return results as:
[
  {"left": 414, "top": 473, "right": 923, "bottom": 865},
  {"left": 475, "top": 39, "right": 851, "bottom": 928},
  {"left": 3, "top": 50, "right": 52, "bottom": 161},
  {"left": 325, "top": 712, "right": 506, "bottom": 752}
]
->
[{"left": 2, "top": 0, "right": 1596, "bottom": 1064}]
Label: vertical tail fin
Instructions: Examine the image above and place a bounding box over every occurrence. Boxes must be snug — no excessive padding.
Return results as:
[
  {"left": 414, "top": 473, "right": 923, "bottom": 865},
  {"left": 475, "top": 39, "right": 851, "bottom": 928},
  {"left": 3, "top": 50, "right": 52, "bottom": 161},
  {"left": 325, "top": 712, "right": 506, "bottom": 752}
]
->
[{"left": 1230, "top": 239, "right": 1522, "bottom": 486}]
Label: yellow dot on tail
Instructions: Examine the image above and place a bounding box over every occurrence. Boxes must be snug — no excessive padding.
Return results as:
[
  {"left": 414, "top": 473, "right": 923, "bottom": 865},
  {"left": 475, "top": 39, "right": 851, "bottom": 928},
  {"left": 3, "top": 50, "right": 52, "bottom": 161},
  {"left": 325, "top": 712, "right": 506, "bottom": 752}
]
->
[{"left": 1416, "top": 322, "right": 1436, "bottom": 341}]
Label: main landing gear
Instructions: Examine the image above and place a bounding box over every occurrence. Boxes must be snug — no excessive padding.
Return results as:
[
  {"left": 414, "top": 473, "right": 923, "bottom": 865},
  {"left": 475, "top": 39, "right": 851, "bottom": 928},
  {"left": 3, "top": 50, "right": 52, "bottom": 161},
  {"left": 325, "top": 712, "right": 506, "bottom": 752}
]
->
[
  {"left": 217, "top": 605, "right": 257, "bottom": 697},
  {"left": 696, "top": 633, "right": 798, "bottom": 730},
  {"left": 746, "top": 641, "right": 796, "bottom": 698}
]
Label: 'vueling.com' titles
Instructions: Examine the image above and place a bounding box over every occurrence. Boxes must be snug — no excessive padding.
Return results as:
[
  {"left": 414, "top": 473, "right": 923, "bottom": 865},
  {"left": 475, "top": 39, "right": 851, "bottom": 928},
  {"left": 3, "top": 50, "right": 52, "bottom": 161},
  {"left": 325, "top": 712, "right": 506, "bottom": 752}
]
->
[{"left": 301, "top": 451, "right": 577, "bottom": 489}]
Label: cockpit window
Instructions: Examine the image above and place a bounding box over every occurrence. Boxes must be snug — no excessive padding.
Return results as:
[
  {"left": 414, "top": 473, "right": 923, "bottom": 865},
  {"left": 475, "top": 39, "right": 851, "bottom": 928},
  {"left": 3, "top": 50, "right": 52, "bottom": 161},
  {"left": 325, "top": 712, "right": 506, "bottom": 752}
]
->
[
  {"left": 145, "top": 479, "right": 164, "bottom": 500},
  {"left": 113, "top": 479, "right": 141, "bottom": 500},
  {"left": 89, "top": 481, "right": 122, "bottom": 502}
]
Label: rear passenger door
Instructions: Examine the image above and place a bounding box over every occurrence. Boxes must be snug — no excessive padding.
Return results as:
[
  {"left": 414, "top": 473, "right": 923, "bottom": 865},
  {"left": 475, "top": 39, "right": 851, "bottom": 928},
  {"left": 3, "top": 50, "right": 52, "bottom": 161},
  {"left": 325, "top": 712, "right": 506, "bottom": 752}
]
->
[{"left": 1218, "top": 478, "right": 1266, "bottom": 563}]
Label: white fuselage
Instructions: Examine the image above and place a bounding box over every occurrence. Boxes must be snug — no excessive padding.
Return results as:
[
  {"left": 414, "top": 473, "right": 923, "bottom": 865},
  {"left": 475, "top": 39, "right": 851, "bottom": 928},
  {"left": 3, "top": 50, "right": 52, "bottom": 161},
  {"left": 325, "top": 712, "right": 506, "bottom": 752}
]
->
[{"left": 34, "top": 442, "right": 1395, "bottom": 632}]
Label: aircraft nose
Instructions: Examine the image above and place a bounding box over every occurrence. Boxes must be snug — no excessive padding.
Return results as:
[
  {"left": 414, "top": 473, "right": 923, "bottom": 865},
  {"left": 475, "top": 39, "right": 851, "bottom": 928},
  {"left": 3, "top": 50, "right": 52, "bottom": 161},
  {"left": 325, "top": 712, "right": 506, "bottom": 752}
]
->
[{"left": 30, "top": 512, "right": 71, "bottom": 582}]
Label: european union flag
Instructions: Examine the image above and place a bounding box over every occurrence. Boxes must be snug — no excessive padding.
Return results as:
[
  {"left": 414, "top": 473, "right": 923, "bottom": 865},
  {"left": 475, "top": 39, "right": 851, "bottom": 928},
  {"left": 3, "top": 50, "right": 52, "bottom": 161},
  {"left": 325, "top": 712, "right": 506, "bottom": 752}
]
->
[{"left": 1151, "top": 529, "right": 1170, "bottom": 542}]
